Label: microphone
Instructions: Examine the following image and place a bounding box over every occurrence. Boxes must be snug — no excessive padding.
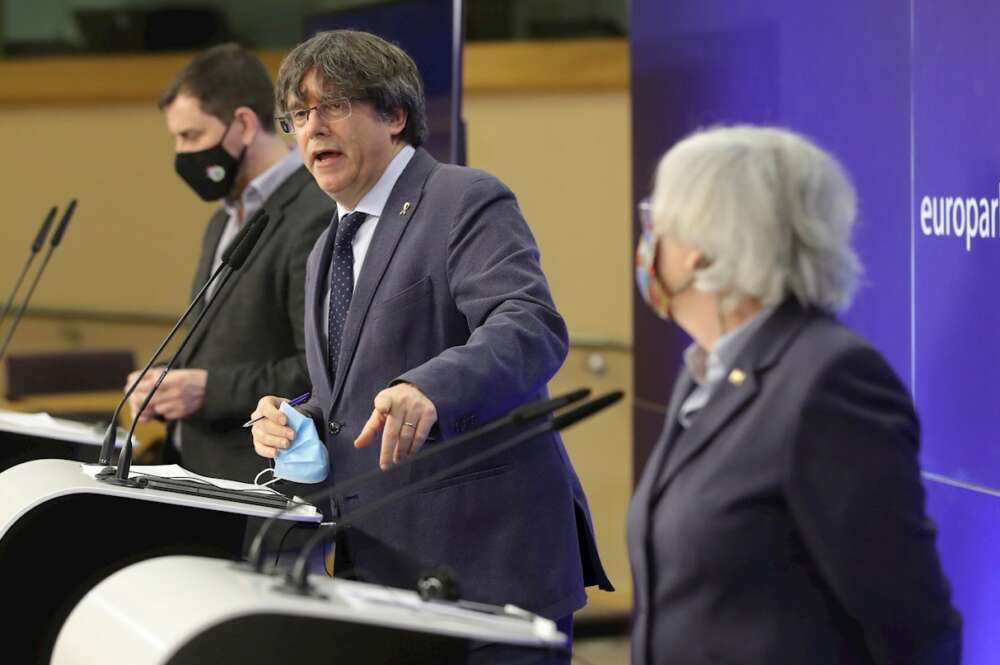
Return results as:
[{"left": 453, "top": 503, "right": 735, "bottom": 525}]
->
[
  {"left": 32, "top": 207, "right": 61, "bottom": 251},
  {"left": 245, "top": 387, "right": 592, "bottom": 573},
  {"left": 94, "top": 210, "right": 269, "bottom": 473},
  {"left": 552, "top": 391, "right": 623, "bottom": 429},
  {"left": 0, "top": 206, "right": 58, "bottom": 330},
  {"left": 282, "top": 390, "right": 623, "bottom": 594},
  {"left": 0, "top": 201, "right": 77, "bottom": 366},
  {"left": 223, "top": 208, "right": 269, "bottom": 268},
  {"left": 105, "top": 212, "right": 271, "bottom": 485}
]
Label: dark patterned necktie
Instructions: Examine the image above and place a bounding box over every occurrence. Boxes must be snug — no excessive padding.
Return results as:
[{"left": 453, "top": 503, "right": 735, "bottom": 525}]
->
[{"left": 327, "top": 211, "right": 367, "bottom": 372}]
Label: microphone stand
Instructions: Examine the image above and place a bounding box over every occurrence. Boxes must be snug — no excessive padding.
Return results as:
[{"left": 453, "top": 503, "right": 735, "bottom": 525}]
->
[
  {"left": 94, "top": 210, "right": 269, "bottom": 474},
  {"left": 93, "top": 263, "right": 227, "bottom": 475},
  {"left": 0, "top": 206, "right": 57, "bottom": 333},
  {"left": 0, "top": 200, "right": 77, "bottom": 366},
  {"left": 280, "top": 391, "right": 623, "bottom": 595},
  {"left": 106, "top": 266, "right": 242, "bottom": 486},
  {"left": 244, "top": 388, "right": 592, "bottom": 573}
]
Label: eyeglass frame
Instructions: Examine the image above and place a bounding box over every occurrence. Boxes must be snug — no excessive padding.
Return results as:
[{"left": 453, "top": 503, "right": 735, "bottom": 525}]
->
[
  {"left": 635, "top": 196, "right": 672, "bottom": 317},
  {"left": 637, "top": 197, "right": 656, "bottom": 235},
  {"left": 275, "top": 96, "right": 357, "bottom": 134},
  {"left": 636, "top": 197, "right": 661, "bottom": 274}
]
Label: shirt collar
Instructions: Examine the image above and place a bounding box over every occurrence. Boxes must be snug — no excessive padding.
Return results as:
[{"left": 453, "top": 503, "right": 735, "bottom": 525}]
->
[
  {"left": 683, "top": 305, "right": 776, "bottom": 386},
  {"left": 336, "top": 144, "right": 416, "bottom": 220},
  {"left": 224, "top": 148, "right": 302, "bottom": 217}
]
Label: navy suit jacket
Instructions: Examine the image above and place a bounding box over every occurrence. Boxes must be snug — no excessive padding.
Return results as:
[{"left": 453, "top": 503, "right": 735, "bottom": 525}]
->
[
  {"left": 301, "top": 148, "right": 611, "bottom": 619},
  {"left": 627, "top": 299, "right": 961, "bottom": 665}
]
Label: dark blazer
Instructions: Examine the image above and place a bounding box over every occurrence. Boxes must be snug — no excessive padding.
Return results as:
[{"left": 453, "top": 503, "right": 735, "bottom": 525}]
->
[
  {"left": 627, "top": 299, "right": 961, "bottom": 665},
  {"left": 300, "top": 148, "right": 612, "bottom": 620},
  {"left": 176, "top": 166, "right": 333, "bottom": 483}
]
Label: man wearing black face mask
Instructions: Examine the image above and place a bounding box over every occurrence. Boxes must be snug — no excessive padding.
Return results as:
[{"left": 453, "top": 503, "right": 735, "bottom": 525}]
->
[{"left": 124, "top": 43, "right": 333, "bottom": 484}]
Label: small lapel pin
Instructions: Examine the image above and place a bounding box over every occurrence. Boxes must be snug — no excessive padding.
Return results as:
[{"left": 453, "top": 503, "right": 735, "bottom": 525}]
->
[
  {"left": 400, "top": 201, "right": 411, "bottom": 216},
  {"left": 728, "top": 368, "right": 747, "bottom": 386}
]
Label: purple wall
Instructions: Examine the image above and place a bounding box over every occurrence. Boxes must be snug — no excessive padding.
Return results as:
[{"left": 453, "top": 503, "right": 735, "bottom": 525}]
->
[{"left": 631, "top": 1, "right": 999, "bottom": 660}]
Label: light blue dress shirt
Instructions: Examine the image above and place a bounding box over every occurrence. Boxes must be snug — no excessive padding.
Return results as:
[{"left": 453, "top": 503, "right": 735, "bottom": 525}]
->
[{"left": 678, "top": 305, "right": 776, "bottom": 428}]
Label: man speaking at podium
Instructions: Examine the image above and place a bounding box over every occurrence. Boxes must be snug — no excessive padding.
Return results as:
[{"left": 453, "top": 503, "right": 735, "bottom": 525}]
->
[
  {"left": 250, "top": 30, "right": 611, "bottom": 663},
  {"left": 126, "top": 45, "right": 333, "bottom": 483}
]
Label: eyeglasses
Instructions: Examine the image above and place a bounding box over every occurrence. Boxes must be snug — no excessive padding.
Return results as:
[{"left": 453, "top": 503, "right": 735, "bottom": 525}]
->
[
  {"left": 635, "top": 196, "right": 671, "bottom": 317},
  {"left": 276, "top": 97, "right": 353, "bottom": 134},
  {"left": 636, "top": 197, "right": 659, "bottom": 268},
  {"left": 637, "top": 197, "right": 654, "bottom": 234}
]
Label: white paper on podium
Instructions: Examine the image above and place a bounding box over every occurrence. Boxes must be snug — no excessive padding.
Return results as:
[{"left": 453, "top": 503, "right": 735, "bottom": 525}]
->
[
  {"left": 334, "top": 584, "right": 558, "bottom": 639},
  {"left": 78, "top": 463, "right": 321, "bottom": 517},
  {"left": 336, "top": 583, "right": 423, "bottom": 612},
  {"left": 0, "top": 410, "right": 132, "bottom": 447}
]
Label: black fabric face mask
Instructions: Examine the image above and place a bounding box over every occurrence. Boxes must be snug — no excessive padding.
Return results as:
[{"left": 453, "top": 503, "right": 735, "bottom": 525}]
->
[{"left": 174, "top": 123, "right": 247, "bottom": 201}]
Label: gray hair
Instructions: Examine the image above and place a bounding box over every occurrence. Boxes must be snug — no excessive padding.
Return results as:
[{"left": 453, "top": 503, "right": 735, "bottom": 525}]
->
[
  {"left": 651, "top": 125, "right": 861, "bottom": 313},
  {"left": 275, "top": 30, "right": 428, "bottom": 147}
]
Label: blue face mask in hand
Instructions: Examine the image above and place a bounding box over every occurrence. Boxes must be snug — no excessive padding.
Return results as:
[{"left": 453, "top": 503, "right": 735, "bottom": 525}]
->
[{"left": 273, "top": 401, "right": 329, "bottom": 484}]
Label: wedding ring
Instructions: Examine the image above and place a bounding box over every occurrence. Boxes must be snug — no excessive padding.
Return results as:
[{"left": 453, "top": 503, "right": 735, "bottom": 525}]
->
[{"left": 402, "top": 422, "right": 416, "bottom": 429}]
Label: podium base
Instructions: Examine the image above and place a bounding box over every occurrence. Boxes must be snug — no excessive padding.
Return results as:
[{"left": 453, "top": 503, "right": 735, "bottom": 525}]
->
[{"left": 101, "top": 475, "right": 141, "bottom": 488}]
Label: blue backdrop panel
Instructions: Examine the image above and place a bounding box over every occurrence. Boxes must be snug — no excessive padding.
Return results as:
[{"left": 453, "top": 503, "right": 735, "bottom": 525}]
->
[
  {"left": 924, "top": 480, "right": 1000, "bottom": 663},
  {"left": 630, "top": 1, "right": 911, "bottom": 384},
  {"left": 912, "top": 0, "right": 1000, "bottom": 485},
  {"left": 631, "top": 1, "right": 997, "bottom": 661}
]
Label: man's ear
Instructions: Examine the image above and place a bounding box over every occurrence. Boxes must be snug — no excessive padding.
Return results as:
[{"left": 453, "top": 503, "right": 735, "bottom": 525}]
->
[
  {"left": 385, "top": 107, "right": 408, "bottom": 140},
  {"left": 232, "top": 106, "right": 260, "bottom": 145}
]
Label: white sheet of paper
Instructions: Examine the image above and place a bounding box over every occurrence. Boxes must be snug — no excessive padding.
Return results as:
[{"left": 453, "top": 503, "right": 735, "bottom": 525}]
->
[
  {"left": 0, "top": 409, "right": 131, "bottom": 447},
  {"left": 78, "top": 463, "right": 321, "bottom": 517}
]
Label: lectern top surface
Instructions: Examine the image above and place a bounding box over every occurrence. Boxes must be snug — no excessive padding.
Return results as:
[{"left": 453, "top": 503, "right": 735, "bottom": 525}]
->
[
  {"left": 0, "top": 459, "right": 322, "bottom": 542},
  {"left": 51, "top": 555, "right": 566, "bottom": 665}
]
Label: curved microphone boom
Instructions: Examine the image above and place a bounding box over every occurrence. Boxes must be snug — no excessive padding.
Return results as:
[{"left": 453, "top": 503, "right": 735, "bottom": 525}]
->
[
  {"left": 0, "top": 206, "right": 58, "bottom": 332},
  {"left": 245, "top": 387, "right": 592, "bottom": 573},
  {"left": 95, "top": 210, "right": 269, "bottom": 473},
  {"left": 0, "top": 200, "right": 77, "bottom": 366},
  {"left": 283, "top": 390, "right": 624, "bottom": 593},
  {"left": 107, "top": 212, "right": 271, "bottom": 484}
]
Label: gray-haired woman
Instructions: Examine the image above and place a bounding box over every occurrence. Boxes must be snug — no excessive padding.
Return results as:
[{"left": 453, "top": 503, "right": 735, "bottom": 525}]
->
[{"left": 628, "top": 125, "right": 960, "bottom": 665}]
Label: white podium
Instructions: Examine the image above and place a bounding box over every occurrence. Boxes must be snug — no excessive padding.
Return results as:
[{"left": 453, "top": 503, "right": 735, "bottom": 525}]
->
[
  {"left": 52, "top": 555, "right": 566, "bottom": 665},
  {"left": 0, "top": 410, "right": 129, "bottom": 472},
  {"left": 0, "top": 459, "right": 321, "bottom": 665}
]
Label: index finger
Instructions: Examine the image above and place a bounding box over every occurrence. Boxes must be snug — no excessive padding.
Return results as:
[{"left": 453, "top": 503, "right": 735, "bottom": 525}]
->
[{"left": 355, "top": 408, "right": 386, "bottom": 449}]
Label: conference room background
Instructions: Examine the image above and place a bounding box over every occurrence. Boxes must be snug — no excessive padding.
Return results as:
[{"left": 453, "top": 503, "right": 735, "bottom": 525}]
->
[
  {"left": 0, "top": 3, "right": 635, "bottom": 619},
  {"left": 632, "top": 1, "right": 999, "bottom": 661},
  {"left": 2, "top": 0, "right": 997, "bottom": 658}
]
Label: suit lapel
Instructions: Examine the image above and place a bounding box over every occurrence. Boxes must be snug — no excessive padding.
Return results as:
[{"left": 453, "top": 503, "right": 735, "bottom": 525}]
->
[
  {"left": 664, "top": 369, "right": 695, "bottom": 441},
  {"left": 633, "top": 369, "right": 692, "bottom": 499},
  {"left": 190, "top": 209, "right": 227, "bottom": 313},
  {"left": 329, "top": 148, "right": 438, "bottom": 406},
  {"left": 651, "top": 371, "right": 760, "bottom": 501},
  {"left": 650, "top": 299, "right": 816, "bottom": 501},
  {"left": 178, "top": 209, "right": 226, "bottom": 367},
  {"left": 629, "top": 367, "right": 693, "bottom": 569},
  {"left": 183, "top": 168, "right": 309, "bottom": 364},
  {"left": 309, "top": 223, "right": 337, "bottom": 392}
]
